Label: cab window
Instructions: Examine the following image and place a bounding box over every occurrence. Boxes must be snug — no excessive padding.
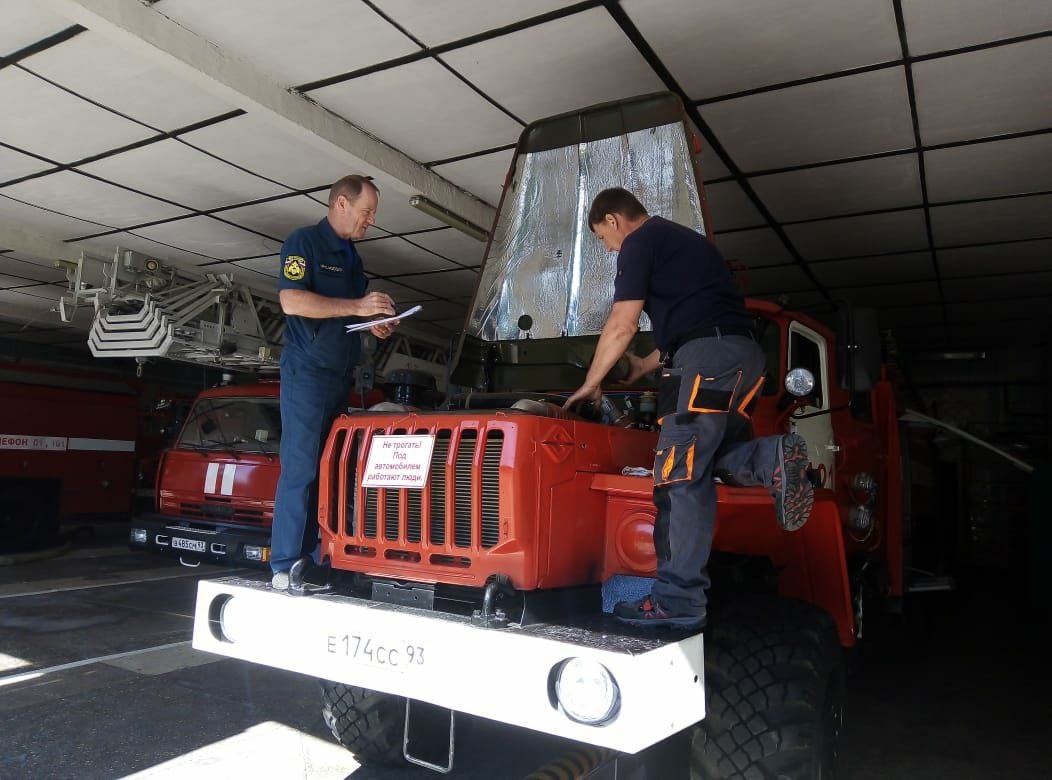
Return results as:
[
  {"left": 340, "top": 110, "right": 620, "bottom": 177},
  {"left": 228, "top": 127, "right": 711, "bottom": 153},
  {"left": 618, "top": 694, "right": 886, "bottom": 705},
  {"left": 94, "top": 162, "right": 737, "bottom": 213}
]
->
[{"left": 788, "top": 328, "right": 825, "bottom": 408}]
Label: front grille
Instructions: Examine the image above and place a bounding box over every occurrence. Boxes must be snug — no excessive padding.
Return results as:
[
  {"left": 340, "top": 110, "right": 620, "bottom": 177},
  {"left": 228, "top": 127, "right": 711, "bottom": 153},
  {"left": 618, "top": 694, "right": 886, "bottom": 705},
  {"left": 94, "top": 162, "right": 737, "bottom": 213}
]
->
[
  {"left": 179, "top": 501, "right": 268, "bottom": 524},
  {"left": 339, "top": 424, "right": 504, "bottom": 561}
]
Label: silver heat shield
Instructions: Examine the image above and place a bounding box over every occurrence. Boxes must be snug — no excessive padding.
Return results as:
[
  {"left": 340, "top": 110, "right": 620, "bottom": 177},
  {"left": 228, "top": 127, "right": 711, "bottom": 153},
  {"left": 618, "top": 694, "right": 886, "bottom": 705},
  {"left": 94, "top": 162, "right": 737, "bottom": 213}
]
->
[{"left": 466, "top": 122, "right": 705, "bottom": 341}]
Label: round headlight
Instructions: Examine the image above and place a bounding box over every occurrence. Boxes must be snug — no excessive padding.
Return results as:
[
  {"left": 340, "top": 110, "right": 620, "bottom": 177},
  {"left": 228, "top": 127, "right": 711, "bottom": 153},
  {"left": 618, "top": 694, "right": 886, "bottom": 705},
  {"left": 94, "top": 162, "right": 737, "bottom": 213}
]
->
[
  {"left": 784, "top": 367, "right": 816, "bottom": 397},
  {"left": 554, "top": 658, "right": 620, "bottom": 725}
]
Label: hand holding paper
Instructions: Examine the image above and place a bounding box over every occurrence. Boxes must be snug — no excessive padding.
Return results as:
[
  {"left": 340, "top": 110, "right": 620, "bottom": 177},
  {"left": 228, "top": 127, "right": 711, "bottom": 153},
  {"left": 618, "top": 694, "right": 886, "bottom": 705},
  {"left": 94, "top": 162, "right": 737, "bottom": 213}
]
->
[{"left": 345, "top": 304, "right": 422, "bottom": 333}]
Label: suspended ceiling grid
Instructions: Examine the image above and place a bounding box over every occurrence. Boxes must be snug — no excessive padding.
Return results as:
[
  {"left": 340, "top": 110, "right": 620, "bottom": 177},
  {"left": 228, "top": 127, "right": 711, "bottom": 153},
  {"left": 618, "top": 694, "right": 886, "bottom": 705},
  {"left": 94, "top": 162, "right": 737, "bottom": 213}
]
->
[{"left": 0, "top": 0, "right": 1050, "bottom": 354}]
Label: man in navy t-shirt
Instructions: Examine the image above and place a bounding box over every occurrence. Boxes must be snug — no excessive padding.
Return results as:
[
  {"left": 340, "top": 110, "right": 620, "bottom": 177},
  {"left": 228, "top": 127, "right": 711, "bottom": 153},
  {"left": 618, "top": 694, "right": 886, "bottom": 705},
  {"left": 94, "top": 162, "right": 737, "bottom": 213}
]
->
[
  {"left": 565, "top": 188, "right": 813, "bottom": 629},
  {"left": 271, "top": 175, "right": 398, "bottom": 591}
]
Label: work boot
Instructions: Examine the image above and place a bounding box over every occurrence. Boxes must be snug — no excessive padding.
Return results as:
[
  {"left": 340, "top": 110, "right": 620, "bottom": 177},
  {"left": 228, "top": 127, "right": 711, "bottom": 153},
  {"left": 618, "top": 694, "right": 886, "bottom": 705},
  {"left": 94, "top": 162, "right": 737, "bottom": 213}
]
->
[
  {"left": 613, "top": 595, "right": 706, "bottom": 630},
  {"left": 289, "top": 556, "right": 332, "bottom": 595},
  {"left": 772, "top": 433, "right": 814, "bottom": 531}
]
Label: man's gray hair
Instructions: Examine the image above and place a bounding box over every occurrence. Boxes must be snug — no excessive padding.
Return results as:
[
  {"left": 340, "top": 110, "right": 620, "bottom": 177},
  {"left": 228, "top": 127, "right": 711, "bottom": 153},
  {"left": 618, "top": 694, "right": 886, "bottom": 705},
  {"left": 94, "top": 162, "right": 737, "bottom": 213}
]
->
[{"left": 328, "top": 175, "right": 379, "bottom": 207}]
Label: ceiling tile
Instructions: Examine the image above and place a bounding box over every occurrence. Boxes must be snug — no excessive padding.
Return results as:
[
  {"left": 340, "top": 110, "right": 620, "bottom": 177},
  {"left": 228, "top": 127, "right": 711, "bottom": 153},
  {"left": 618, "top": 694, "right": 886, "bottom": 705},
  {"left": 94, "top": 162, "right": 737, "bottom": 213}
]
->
[
  {"left": 946, "top": 299, "right": 1052, "bottom": 323},
  {"left": 0, "top": 146, "right": 53, "bottom": 183},
  {"left": 743, "top": 265, "right": 814, "bottom": 295},
  {"left": 754, "top": 289, "right": 828, "bottom": 310},
  {"left": 704, "top": 181, "right": 765, "bottom": 231},
  {"left": 369, "top": 183, "right": 448, "bottom": 233},
  {"left": 695, "top": 135, "right": 733, "bottom": 182},
  {"left": 937, "top": 239, "right": 1052, "bottom": 277},
  {"left": 431, "top": 148, "right": 514, "bottom": 208},
  {"left": 0, "top": 253, "right": 67, "bottom": 284},
  {"left": 879, "top": 305, "right": 942, "bottom": 327},
  {"left": 134, "top": 216, "right": 281, "bottom": 261},
  {"left": 834, "top": 280, "right": 942, "bottom": 308},
  {"left": 311, "top": 59, "right": 523, "bottom": 162},
  {"left": 902, "top": 0, "right": 1052, "bottom": 55},
  {"left": 930, "top": 194, "right": 1052, "bottom": 246},
  {"left": 21, "top": 31, "right": 236, "bottom": 131},
  {"left": 391, "top": 270, "right": 478, "bottom": 300},
  {"left": 180, "top": 113, "right": 352, "bottom": 191},
  {"left": 442, "top": 8, "right": 665, "bottom": 123},
  {"left": 700, "top": 69, "right": 915, "bottom": 171},
  {"left": 371, "top": 0, "right": 576, "bottom": 47},
  {"left": 428, "top": 319, "right": 465, "bottom": 335},
  {"left": 0, "top": 68, "right": 153, "bottom": 163},
  {"left": 364, "top": 278, "right": 433, "bottom": 304},
  {"left": 751, "top": 154, "right": 922, "bottom": 222},
  {"left": 712, "top": 227, "right": 794, "bottom": 267},
  {"left": 625, "top": 0, "right": 901, "bottom": 100},
  {"left": 78, "top": 231, "right": 215, "bottom": 268},
  {"left": 234, "top": 255, "right": 280, "bottom": 279},
  {"left": 914, "top": 38, "right": 1052, "bottom": 145},
  {"left": 0, "top": 1, "right": 72, "bottom": 54},
  {"left": 5, "top": 171, "right": 190, "bottom": 231},
  {"left": 217, "top": 196, "right": 327, "bottom": 243},
  {"left": 0, "top": 289, "right": 60, "bottom": 320},
  {"left": 361, "top": 236, "right": 460, "bottom": 276},
  {"left": 405, "top": 228, "right": 487, "bottom": 267},
  {"left": 925, "top": 134, "right": 1052, "bottom": 203},
  {"left": 78, "top": 139, "right": 289, "bottom": 211},
  {"left": 811, "top": 251, "right": 934, "bottom": 287},
  {"left": 944, "top": 272, "right": 1052, "bottom": 301},
  {"left": 786, "top": 209, "right": 929, "bottom": 259},
  {"left": 155, "top": 0, "right": 419, "bottom": 87},
  {"left": 412, "top": 299, "right": 470, "bottom": 322},
  {"left": 0, "top": 193, "right": 106, "bottom": 238}
]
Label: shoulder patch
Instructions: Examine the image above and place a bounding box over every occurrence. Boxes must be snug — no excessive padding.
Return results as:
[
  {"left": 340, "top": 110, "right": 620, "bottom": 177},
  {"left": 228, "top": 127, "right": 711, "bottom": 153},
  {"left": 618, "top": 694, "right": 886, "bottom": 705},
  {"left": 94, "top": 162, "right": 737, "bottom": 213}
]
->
[{"left": 283, "top": 255, "right": 306, "bottom": 281}]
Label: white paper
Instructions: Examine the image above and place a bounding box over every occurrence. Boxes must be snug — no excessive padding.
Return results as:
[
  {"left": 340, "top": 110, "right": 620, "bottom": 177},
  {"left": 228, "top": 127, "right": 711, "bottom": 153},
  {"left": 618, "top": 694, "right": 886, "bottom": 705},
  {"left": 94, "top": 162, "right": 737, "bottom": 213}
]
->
[{"left": 344, "top": 304, "right": 422, "bottom": 333}]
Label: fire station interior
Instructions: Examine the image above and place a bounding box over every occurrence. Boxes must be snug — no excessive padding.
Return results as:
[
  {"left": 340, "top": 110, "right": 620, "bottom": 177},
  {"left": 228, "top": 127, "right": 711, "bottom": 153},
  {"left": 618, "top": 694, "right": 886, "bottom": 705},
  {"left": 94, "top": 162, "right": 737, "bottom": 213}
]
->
[{"left": 1, "top": 2, "right": 1049, "bottom": 778}]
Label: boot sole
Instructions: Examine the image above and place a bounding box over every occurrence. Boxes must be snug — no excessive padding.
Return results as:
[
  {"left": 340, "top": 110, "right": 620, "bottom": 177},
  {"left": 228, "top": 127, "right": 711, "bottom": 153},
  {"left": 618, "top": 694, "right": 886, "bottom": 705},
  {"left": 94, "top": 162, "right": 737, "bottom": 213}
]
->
[{"left": 774, "top": 434, "right": 814, "bottom": 531}]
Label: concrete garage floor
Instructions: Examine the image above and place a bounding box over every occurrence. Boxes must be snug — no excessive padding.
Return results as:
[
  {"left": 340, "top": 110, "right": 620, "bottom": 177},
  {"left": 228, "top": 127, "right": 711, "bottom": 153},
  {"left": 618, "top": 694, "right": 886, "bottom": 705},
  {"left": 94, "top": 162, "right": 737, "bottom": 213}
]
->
[{"left": 1, "top": 526, "right": 1048, "bottom": 779}]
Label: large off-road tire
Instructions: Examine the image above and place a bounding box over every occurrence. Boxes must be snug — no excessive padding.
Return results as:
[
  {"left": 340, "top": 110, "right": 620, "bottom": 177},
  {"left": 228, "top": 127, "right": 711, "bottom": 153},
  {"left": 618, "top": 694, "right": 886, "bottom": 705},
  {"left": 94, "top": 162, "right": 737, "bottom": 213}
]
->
[
  {"left": 321, "top": 682, "right": 407, "bottom": 766},
  {"left": 691, "top": 598, "right": 846, "bottom": 780}
]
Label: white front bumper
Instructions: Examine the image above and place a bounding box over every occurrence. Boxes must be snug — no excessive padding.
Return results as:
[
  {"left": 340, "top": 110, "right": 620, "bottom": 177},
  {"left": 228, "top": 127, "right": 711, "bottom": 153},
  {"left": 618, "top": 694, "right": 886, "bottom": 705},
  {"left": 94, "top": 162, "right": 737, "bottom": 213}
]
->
[{"left": 192, "top": 577, "right": 705, "bottom": 753}]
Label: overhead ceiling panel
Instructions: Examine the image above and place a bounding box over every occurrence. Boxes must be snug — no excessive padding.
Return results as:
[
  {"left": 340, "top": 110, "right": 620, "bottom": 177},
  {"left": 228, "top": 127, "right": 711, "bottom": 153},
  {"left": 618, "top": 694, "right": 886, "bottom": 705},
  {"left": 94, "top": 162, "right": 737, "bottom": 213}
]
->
[
  {"left": 233, "top": 255, "right": 279, "bottom": 280},
  {"left": 430, "top": 148, "right": 514, "bottom": 208},
  {"left": 364, "top": 278, "right": 434, "bottom": 304},
  {"left": 442, "top": 8, "right": 664, "bottom": 123},
  {"left": 624, "top": 0, "right": 900, "bottom": 100},
  {"left": 704, "top": 181, "right": 765, "bottom": 231},
  {"left": 0, "top": 253, "right": 67, "bottom": 284},
  {"left": 712, "top": 227, "right": 795, "bottom": 267},
  {"left": 924, "top": 134, "right": 1052, "bottom": 202},
  {"left": 5, "top": 171, "right": 191, "bottom": 230},
  {"left": 133, "top": 216, "right": 281, "bottom": 261},
  {"left": 153, "top": 0, "right": 419, "bottom": 87},
  {"left": 937, "top": 239, "right": 1052, "bottom": 277},
  {"left": 217, "top": 196, "right": 327, "bottom": 243},
  {"left": 699, "top": 69, "right": 915, "bottom": 172},
  {"left": 834, "top": 280, "right": 941, "bottom": 308},
  {"left": 929, "top": 193, "right": 1052, "bottom": 247},
  {"left": 695, "top": 137, "right": 733, "bottom": 181},
  {"left": 369, "top": 190, "right": 447, "bottom": 234},
  {"left": 902, "top": 0, "right": 1052, "bottom": 55},
  {"left": 913, "top": 38, "right": 1052, "bottom": 145},
  {"left": 360, "top": 236, "right": 461, "bottom": 276},
  {"left": 945, "top": 299, "right": 1052, "bottom": 324},
  {"left": 0, "top": 146, "right": 53, "bottom": 183},
  {"left": 744, "top": 265, "right": 814, "bottom": 295},
  {"left": 811, "top": 251, "right": 934, "bottom": 287},
  {"left": 396, "top": 269, "right": 478, "bottom": 299},
  {"left": 944, "top": 271, "right": 1052, "bottom": 301},
  {"left": 78, "top": 139, "right": 289, "bottom": 212},
  {"left": 405, "top": 229, "right": 487, "bottom": 268},
  {"left": 180, "top": 113, "right": 353, "bottom": 192},
  {"left": 370, "top": 0, "right": 575, "bottom": 47},
  {"left": 412, "top": 298, "right": 470, "bottom": 322},
  {"left": 0, "top": 0, "right": 73, "bottom": 54},
  {"left": 77, "top": 230, "right": 216, "bottom": 268},
  {"left": 879, "top": 304, "right": 942, "bottom": 327},
  {"left": 786, "top": 209, "right": 929, "bottom": 259},
  {"left": 750, "top": 154, "right": 922, "bottom": 222},
  {"left": 0, "top": 67, "right": 152, "bottom": 163},
  {"left": 311, "top": 58, "right": 523, "bottom": 163},
  {"left": 20, "top": 31, "right": 236, "bottom": 131},
  {"left": 0, "top": 193, "right": 106, "bottom": 238}
]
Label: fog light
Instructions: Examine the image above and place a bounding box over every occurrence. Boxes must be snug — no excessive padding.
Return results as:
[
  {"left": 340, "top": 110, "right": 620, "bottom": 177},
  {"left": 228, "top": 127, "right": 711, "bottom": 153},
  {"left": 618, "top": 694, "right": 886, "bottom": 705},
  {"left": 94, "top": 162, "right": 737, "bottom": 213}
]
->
[
  {"left": 131, "top": 528, "right": 148, "bottom": 545},
  {"left": 243, "top": 545, "right": 269, "bottom": 562},
  {"left": 555, "top": 658, "right": 620, "bottom": 725}
]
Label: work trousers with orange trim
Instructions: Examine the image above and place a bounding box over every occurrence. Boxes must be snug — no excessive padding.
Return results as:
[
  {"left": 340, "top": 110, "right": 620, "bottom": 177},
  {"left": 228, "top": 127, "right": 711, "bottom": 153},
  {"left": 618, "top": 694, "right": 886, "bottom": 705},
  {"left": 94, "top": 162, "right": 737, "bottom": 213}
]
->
[{"left": 650, "top": 334, "right": 780, "bottom": 617}]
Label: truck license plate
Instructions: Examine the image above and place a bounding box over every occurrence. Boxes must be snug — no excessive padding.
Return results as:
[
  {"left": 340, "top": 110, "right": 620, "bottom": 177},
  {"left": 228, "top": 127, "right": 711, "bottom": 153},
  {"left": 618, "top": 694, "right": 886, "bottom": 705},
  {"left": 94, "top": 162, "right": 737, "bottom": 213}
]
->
[
  {"left": 171, "top": 537, "right": 206, "bottom": 552},
  {"left": 326, "top": 632, "right": 427, "bottom": 673}
]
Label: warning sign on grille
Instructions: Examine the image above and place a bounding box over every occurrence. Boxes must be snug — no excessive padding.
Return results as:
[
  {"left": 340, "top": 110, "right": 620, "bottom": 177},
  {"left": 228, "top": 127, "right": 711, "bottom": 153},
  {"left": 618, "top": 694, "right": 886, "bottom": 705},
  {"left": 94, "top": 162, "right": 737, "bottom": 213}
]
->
[{"left": 362, "top": 435, "right": 436, "bottom": 489}]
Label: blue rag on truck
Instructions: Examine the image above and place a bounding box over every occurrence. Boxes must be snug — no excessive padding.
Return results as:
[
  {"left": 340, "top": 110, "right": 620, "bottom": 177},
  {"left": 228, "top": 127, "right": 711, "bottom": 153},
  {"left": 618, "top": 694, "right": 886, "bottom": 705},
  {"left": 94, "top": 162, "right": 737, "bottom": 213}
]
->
[{"left": 601, "top": 574, "right": 655, "bottom": 613}]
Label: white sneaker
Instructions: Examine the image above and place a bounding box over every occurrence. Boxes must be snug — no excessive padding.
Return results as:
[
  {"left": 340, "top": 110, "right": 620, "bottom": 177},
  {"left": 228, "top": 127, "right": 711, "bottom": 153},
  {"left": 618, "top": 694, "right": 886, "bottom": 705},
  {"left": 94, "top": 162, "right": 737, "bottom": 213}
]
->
[{"left": 271, "top": 571, "right": 290, "bottom": 591}]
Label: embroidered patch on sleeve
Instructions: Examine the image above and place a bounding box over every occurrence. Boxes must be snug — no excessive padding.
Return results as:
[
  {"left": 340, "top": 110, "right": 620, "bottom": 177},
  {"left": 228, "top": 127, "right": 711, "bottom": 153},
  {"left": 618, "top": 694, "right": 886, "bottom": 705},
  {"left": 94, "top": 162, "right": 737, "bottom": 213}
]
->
[{"left": 283, "top": 255, "right": 306, "bottom": 281}]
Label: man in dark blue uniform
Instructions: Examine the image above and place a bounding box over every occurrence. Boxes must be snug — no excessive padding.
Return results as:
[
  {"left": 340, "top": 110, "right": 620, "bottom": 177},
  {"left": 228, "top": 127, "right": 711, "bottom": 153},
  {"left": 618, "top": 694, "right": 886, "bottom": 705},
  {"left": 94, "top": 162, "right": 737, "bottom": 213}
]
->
[
  {"left": 271, "top": 175, "right": 397, "bottom": 590},
  {"left": 565, "top": 188, "right": 813, "bottom": 629}
]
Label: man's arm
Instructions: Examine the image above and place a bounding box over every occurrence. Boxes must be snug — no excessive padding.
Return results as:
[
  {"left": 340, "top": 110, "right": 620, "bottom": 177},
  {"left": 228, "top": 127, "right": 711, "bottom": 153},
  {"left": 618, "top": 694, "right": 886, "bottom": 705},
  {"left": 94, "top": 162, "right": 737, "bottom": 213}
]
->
[
  {"left": 623, "top": 348, "right": 662, "bottom": 384},
  {"left": 279, "top": 288, "right": 395, "bottom": 319},
  {"left": 563, "top": 299, "right": 645, "bottom": 409}
]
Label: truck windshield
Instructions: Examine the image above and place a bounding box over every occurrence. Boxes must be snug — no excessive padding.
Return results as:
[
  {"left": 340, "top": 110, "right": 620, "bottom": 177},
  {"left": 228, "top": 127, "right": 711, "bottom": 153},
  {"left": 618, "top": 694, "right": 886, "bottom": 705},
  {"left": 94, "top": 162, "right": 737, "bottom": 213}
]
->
[{"left": 177, "top": 397, "right": 281, "bottom": 454}]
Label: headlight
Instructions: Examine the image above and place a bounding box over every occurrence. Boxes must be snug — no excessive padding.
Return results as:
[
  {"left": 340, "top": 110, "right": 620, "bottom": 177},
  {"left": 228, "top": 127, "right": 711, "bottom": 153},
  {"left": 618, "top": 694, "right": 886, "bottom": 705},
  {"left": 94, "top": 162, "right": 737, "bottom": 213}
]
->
[
  {"left": 243, "top": 545, "right": 269, "bottom": 562},
  {"left": 554, "top": 658, "right": 620, "bottom": 725},
  {"left": 130, "top": 528, "right": 148, "bottom": 545}
]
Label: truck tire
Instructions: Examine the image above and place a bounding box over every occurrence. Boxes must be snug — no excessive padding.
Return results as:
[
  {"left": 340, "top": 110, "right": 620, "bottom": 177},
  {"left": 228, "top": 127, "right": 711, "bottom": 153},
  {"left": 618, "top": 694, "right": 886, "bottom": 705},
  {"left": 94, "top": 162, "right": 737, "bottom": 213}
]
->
[
  {"left": 691, "top": 598, "right": 846, "bottom": 780},
  {"left": 321, "top": 681, "right": 407, "bottom": 766}
]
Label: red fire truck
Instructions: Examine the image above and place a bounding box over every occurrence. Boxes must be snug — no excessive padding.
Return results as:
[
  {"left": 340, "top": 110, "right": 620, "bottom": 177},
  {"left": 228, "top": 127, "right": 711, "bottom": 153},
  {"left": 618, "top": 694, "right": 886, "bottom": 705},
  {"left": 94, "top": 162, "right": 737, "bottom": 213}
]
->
[
  {"left": 191, "top": 93, "right": 911, "bottom": 777},
  {"left": 0, "top": 361, "right": 139, "bottom": 553}
]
